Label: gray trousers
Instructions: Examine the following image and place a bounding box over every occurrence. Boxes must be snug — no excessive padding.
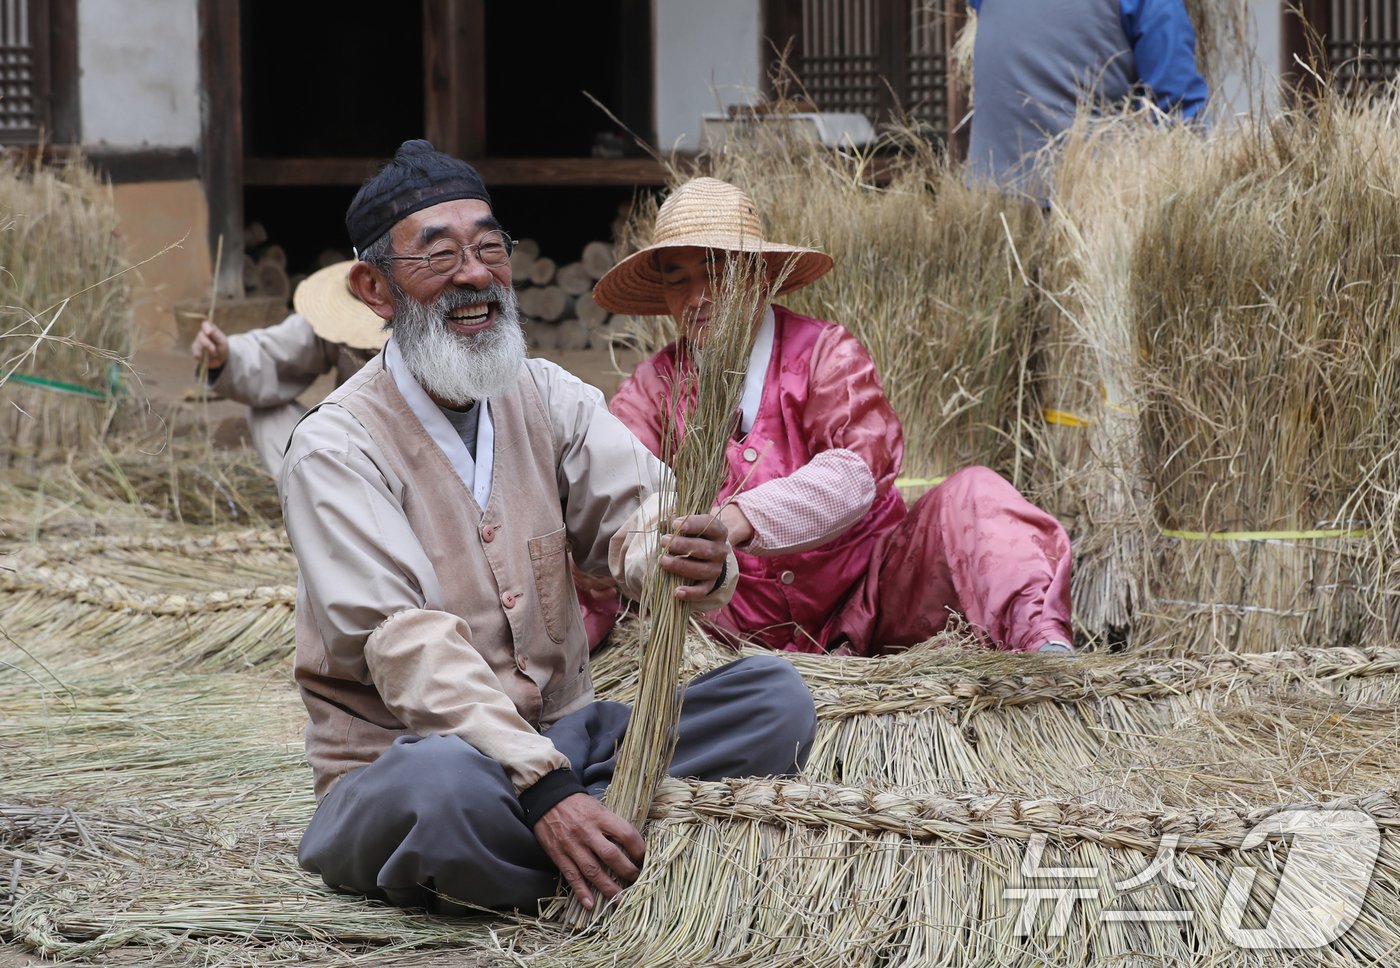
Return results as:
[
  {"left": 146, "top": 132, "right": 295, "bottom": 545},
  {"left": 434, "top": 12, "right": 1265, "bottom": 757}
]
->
[{"left": 298, "top": 656, "right": 816, "bottom": 912}]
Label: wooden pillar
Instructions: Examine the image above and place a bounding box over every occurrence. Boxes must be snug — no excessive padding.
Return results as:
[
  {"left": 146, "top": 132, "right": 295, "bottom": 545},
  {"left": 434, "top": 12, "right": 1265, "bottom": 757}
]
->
[
  {"left": 944, "top": 0, "right": 967, "bottom": 162},
  {"left": 47, "top": 0, "right": 80, "bottom": 142},
  {"left": 1283, "top": 0, "right": 1331, "bottom": 100},
  {"left": 423, "top": 0, "right": 486, "bottom": 158},
  {"left": 876, "top": 0, "right": 907, "bottom": 124},
  {"left": 199, "top": 0, "right": 244, "bottom": 299},
  {"left": 761, "top": 0, "right": 804, "bottom": 97}
]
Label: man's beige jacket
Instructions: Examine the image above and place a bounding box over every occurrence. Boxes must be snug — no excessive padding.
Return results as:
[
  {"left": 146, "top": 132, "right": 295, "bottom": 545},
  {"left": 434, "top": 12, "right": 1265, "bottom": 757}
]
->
[{"left": 281, "top": 343, "right": 732, "bottom": 800}]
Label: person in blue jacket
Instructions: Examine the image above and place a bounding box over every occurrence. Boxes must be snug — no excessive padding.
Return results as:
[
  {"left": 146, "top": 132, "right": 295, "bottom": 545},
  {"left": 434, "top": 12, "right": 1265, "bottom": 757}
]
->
[{"left": 966, "top": 0, "right": 1208, "bottom": 194}]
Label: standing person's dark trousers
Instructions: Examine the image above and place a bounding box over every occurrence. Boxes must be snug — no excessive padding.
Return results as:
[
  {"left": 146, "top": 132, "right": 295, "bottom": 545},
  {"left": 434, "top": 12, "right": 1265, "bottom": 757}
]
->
[{"left": 299, "top": 656, "right": 816, "bottom": 912}]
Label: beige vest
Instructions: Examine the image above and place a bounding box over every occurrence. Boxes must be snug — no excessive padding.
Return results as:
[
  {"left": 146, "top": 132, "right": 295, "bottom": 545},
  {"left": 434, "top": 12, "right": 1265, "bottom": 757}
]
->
[{"left": 294, "top": 357, "right": 594, "bottom": 796}]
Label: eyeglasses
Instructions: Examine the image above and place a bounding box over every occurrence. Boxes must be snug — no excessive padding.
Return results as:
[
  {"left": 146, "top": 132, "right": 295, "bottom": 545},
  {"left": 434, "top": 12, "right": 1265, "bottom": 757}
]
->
[{"left": 386, "top": 229, "right": 517, "bottom": 276}]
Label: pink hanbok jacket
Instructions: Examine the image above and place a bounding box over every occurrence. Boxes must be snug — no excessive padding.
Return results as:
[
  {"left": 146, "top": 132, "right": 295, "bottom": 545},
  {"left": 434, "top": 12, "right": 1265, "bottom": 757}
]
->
[{"left": 611, "top": 306, "right": 905, "bottom": 653}]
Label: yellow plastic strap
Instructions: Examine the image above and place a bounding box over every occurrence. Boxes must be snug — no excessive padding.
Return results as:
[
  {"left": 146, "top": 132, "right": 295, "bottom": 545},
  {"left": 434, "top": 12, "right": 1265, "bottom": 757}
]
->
[
  {"left": 1099, "top": 383, "right": 1138, "bottom": 416},
  {"left": 895, "top": 476, "right": 946, "bottom": 489},
  {"left": 1043, "top": 408, "right": 1090, "bottom": 428},
  {"left": 1161, "top": 528, "right": 1369, "bottom": 541}
]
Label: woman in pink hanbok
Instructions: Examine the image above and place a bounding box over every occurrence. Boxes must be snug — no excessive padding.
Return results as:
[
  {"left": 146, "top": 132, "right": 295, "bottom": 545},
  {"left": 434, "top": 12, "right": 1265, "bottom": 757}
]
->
[{"left": 583, "top": 177, "right": 1073, "bottom": 657}]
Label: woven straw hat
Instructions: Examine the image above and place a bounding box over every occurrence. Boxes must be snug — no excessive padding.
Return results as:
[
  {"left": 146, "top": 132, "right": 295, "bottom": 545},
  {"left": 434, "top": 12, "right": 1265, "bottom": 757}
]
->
[
  {"left": 292, "top": 260, "right": 389, "bottom": 351},
  {"left": 593, "top": 177, "right": 833, "bottom": 316}
]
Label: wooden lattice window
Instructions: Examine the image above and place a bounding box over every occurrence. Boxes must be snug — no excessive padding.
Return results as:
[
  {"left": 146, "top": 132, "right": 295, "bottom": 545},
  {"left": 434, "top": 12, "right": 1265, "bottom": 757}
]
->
[
  {"left": 904, "top": 0, "right": 950, "bottom": 136},
  {"left": 1287, "top": 0, "right": 1400, "bottom": 96},
  {"left": 764, "top": 0, "right": 960, "bottom": 142},
  {"left": 1, "top": 0, "right": 75, "bottom": 145},
  {"left": 1, "top": 0, "right": 48, "bottom": 143},
  {"left": 1323, "top": 1, "right": 1400, "bottom": 91}
]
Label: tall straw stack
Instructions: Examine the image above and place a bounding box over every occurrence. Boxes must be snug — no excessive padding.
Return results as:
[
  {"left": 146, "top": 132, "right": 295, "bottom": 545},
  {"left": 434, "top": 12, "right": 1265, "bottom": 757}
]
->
[
  {"left": 0, "top": 153, "right": 131, "bottom": 466},
  {"left": 704, "top": 135, "right": 1044, "bottom": 482},
  {"left": 1128, "top": 95, "right": 1400, "bottom": 654},
  {"left": 1030, "top": 117, "right": 1197, "bottom": 645}
]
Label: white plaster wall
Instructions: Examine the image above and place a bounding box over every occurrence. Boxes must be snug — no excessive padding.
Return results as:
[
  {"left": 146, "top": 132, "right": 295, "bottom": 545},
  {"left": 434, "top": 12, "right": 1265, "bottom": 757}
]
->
[
  {"left": 654, "top": 0, "right": 763, "bottom": 152},
  {"left": 78, "top": 0, "right": 202, "bottom": 148},
  {"left": 1213, "top": 0, "right": 1286, "bottom": 120}
]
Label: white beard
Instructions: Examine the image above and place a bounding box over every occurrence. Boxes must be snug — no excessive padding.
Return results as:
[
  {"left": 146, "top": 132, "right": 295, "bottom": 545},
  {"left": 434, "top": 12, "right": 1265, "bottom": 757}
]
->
[{"left": 391, "top": 282, "right": 527, "bottom": 406}]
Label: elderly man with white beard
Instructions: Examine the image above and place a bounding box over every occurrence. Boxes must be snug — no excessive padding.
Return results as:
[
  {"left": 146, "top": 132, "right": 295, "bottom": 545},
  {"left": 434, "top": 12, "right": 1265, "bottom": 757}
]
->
[{"left": 279, "top": 140, "right": 816, "bottom": 915}]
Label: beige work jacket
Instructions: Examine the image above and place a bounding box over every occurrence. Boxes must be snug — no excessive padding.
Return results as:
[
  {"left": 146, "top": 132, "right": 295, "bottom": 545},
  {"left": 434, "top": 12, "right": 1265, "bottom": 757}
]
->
[
  {"left": 282, "top": 344, "right": 729, "bottom": 800},
  {"left": 211, "top": 313, "right": 366, "bottom": 408}
]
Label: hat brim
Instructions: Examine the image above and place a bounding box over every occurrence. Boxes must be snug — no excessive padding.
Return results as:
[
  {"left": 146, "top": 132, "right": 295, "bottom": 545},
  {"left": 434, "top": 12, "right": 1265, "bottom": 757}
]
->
[
  {"left": 592, "top": 241, "right": 833, "bottom": 317},
  {"left": 292, "top": 261, "right": 390, "bottom": 351}
]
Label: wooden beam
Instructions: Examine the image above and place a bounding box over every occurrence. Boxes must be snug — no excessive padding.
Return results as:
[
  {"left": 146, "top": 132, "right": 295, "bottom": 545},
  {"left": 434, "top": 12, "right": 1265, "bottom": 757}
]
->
[
  {"left": 90, "top": 147, "right": 202, "bottom": 183},
  {"left": 243, "top": 156, "right": 673, "bottom": 188},
  {"left": 423, "top": 0, "right": 486, "bottom": 157},
  {"left": 199, "top": 0, "right": 244, "bottom": 299}
]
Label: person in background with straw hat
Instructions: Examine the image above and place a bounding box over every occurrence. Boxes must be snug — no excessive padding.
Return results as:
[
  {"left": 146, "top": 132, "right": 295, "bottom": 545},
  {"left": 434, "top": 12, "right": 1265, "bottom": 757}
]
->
[
  {"left": 188, "top": 260, "right": 385, "bottom": 473},
  {"left": 588, "top": 176, "right": 1074, "bottom": 657},
  {"left": 280, "top": 140, "right": 816, "bottom": 915}
]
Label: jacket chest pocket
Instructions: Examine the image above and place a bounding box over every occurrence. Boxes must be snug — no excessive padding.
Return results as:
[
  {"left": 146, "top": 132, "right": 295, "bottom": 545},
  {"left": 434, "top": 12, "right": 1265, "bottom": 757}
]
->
[{"left": 528, "top": 527, "right": 572, "bottom": 644}]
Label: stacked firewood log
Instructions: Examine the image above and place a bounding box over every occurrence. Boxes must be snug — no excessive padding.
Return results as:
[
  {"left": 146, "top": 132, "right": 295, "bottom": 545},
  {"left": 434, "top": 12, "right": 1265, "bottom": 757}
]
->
[
  {"left": 512, "top": 238, "right": 617, "bottom": 351},
  {"left": 239, "top": 223, "right": 291, "bottom": 301},
  {"left": 240, "top": 223, "right": 352, "bottom": 304}
]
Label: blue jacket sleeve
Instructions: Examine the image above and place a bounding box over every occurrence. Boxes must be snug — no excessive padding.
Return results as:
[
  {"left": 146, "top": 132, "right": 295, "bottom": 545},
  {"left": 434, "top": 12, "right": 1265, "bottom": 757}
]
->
[
  {"left": 1120, "top": 0, "right": 1209, "bottom": 117},
  {"left": 967, "top": 0, "right": 982, "bottom": 11}
]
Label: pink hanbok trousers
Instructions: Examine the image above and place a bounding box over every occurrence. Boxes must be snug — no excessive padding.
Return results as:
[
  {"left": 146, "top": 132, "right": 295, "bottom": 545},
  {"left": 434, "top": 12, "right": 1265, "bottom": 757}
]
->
[{"left": 819, "top": 466, "right": 1073, "bottom": 655}]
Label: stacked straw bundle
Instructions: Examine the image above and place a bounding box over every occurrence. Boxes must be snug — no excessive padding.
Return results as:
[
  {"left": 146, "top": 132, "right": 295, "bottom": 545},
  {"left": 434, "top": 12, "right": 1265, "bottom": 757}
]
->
[
  {"left": 0, "top": 153, "right": 131, "bottom": 466},
  {"left": 1027, "top": 92, "right": 1400, "bottom": 654},
  {"left": 1125, "top": 96, "right": 1400, "bottom": 654},
  {"left": 1030, "top": 118, "right": 1200, "bottom": 645}
]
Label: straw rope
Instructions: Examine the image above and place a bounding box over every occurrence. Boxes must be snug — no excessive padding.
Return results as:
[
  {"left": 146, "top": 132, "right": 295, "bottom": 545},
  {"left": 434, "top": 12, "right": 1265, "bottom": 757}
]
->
[
  {"left": 0, "top": 569, "right": 295, "bottom": 614},
  {"left": 591, "top": 626, "right": 1400, "bottom": 711},
  {"left": 3, "top": 527, "right": 290, "bottom": 561},
  {"left": 646, "top": 777, "right": 1400, "bottom": 856}
]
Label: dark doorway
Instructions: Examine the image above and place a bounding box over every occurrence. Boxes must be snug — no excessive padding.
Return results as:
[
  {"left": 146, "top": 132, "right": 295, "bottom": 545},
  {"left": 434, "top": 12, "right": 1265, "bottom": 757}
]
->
[
  {"left": 234, "top": 0, "right": 660, "bottom": 280},
  {"left": 240, "top": 1, "right": 425, "bottom": 159},
  {"left": 484, "top": 0, "right": 654, "bottom": 157}
]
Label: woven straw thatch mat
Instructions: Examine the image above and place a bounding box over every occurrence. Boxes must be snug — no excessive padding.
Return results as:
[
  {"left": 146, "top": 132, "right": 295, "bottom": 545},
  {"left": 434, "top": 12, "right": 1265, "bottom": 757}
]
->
[{"left": 6, "top": 589, "right": 1400, "bottom": 966}]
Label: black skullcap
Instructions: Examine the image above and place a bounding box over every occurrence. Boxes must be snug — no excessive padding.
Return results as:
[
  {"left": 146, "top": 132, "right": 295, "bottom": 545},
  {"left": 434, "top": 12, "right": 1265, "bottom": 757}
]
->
[{"left": 345, "top": 139, "right": 493, "bottom": 254}]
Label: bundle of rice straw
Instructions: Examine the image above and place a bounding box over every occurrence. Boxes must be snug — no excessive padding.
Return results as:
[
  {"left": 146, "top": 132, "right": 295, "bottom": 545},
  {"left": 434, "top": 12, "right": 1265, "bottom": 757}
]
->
[
  {"left": 1128, "top": 92, "right": 1400, "bottom": 654},
  {"left": 566, "top": 247, "right": 794, "bottom": 922},
  {"left": 1183, "top": 0, "right": 1249, "bottom": 94},
  {"left": 0, "top": 152, "right": 131, "bottom": 466},
  {"left": 1030, "top": 115, "right": 1199, "bottom": 646}
]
